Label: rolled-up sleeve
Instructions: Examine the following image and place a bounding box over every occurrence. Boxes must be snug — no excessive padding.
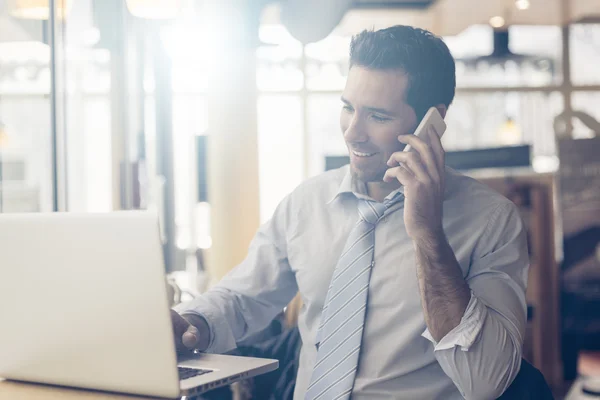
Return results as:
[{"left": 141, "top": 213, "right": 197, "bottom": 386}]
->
[
  {"left": 175, "top": 195, "right": 299, "bottom": 354},
  {"left": 422, "top": 202, "right": 529, "bottom": 400}
]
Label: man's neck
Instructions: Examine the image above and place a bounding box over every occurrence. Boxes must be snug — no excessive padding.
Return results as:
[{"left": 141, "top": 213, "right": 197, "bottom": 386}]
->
[{"left": 366, "top": 180, "right": 401, "bottom": 202}]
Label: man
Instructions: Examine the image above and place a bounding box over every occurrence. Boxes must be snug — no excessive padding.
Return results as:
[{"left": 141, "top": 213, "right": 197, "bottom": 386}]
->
[{"left": 172, "top": 25, "right": 529, "bottom": 399}]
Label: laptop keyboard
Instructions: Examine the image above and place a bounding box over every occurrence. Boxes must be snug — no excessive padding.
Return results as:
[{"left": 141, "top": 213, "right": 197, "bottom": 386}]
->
[{"left": 178, "top": 367, "right": 213, "bottom": 380}]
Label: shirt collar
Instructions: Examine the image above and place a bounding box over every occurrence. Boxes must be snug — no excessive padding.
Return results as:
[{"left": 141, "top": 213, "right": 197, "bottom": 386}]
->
[
  {"left": 326, "top": 168, "right": 355, "bottom": 205},
  {"left": 326, "top": 168, "right": 405, "bottom": 205}
]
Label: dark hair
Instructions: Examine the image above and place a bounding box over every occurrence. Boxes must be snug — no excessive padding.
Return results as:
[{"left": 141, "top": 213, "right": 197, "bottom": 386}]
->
[{"left": 349, "top": 25, "right": 456, "bottom": 121}]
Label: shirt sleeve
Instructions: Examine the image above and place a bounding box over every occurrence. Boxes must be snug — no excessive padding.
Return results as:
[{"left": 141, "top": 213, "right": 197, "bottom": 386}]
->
[
  {"left": 421, "top": 201, "right": 530, "bottom": 400},
  {"left": 421, "top": 293, "right": 486, "bottom": 352},
  {"left": 174, "top": 194, "right": 299, "bottom": 354}
]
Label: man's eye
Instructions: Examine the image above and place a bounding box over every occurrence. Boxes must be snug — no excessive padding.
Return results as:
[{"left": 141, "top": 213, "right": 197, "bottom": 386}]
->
[
  {"left": 342, "top": 105, "right": 354, "bottom": 113},
  {"left": 372, "top": 115, "right": 390, "bottom": 122}
]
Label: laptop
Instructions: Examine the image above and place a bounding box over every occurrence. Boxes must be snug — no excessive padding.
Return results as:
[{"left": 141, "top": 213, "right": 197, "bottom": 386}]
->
[{"left": 0, "top": 211, "right": 278, "bottom": 398}]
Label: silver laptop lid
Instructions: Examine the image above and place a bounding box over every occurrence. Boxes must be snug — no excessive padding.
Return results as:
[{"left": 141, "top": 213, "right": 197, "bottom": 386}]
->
[{"left": 0, "top": 211, "right": 181, "bottom": 398}]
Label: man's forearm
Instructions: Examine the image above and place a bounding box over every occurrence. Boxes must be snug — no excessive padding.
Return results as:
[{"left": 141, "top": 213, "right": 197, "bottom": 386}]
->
[{"left": 414, "top": 230, "right": 471, "bottom": 342}]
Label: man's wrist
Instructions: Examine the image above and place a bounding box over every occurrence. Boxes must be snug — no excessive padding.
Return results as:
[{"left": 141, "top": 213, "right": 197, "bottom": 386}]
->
[{"left": 182, "top": 313, "right": 211, "bottom": 352}]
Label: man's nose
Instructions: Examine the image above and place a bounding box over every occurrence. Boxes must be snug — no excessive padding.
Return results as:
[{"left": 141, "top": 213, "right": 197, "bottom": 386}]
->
[{"left": 344, "top": 116, "right": 368, "bottom": 143}]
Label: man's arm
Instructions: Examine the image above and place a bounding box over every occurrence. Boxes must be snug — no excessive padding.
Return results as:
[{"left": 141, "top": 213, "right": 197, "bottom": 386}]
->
[
  {"left": 388, "top": 127, "right": 471, "bottom": 341},
  {"left": 174, "top": 194, "right": 299, "bottom": 354},
  {"left": 414, "top": 231, "right": 471, "bottom": 341},
  {"left": 419, "top": 202, "right": 528, "bottom": 400},
  {"left": 387, "top": 130, "right": 528, "bottom": 399}
]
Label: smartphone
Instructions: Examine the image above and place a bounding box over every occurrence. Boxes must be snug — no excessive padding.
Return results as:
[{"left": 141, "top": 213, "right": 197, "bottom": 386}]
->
[{"left": 403, "top": 107, "right": 446, "bottom": 153}]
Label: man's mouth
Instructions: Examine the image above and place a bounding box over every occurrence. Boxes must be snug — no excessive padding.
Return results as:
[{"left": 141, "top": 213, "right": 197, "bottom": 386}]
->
[{"left": 352, "top": 150, "right": 377, "bottom": 158}]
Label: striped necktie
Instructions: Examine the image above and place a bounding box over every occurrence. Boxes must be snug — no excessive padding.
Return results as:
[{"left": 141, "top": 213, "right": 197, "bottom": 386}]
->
[{"left": 305, "top": 193, "right": 404, "bottom": 400}]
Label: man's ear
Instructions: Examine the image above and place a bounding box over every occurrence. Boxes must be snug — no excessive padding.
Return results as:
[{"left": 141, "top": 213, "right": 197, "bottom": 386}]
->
[{"left": 435, "top": 104, "right": 448, "bottom": 119}]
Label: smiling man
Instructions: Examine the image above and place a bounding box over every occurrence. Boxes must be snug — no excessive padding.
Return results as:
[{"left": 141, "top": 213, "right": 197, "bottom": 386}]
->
[{"left": 172, "top": 26, "right": 529, "bottom": 399}]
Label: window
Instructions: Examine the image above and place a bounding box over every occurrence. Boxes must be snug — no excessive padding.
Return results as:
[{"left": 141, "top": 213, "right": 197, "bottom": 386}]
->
[
  {"left": 0, "top": 31, "right": 53, "bottom": 212},
  {"left": 570, "top": 24, "right": 600, "bottom": 86},
  {"left": 257, "top": 95, "right": 304, "bottom": 222}
]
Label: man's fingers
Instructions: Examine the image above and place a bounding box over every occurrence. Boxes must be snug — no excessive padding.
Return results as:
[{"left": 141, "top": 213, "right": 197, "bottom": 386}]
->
[
  {"left": 170, "top": 309, "right": 190, "bottom": 336},
  {"left": 383, "top": 165, "right": 415, "bottom": 185},
  {"left": 182, "top": 326, "right": 200, "bottom": 349},
  {"left": 398, "top": 133, "right": 440, "bottom": 181},
  {"left": 171, "top": 309, "right": 197, "bottom": 353},
  {"left": 387, "top": 151, "right": 430, "bottom": 182}
]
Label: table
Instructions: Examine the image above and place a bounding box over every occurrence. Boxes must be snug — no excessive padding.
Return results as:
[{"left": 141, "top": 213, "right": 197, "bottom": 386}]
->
[{"left": 0, "top": 379, "right": 171, "bottom": 400}]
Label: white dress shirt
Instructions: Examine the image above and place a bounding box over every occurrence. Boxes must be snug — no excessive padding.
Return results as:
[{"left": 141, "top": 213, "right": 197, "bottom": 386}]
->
[{"left": 176, "top": 166, "right": 529, "bottom": 400}]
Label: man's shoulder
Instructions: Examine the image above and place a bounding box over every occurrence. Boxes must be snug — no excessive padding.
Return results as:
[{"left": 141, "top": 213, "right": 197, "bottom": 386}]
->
[
  {"left": 289, "top": 165, "right": 349, "bottom": 203},
  {"left": 269, "top": 166, "right": 347, "bottom": 222},
  {"left": 445, "top": 167, "right": 515, "bottom": 213}
]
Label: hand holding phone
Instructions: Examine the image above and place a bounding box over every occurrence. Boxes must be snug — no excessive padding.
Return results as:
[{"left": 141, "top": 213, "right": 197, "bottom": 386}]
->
[
  {"left": 403, "top": 107, "right": 446, "bottom": 153},
  {"left": 384, "top": 107, "right": 447, "bottom": 241}
]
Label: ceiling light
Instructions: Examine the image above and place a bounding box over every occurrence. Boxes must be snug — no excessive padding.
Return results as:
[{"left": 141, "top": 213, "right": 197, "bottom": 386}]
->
[
  {"left": 515, "top": 0, "right": 530, "bottom": 10},
  {"left": 8, "top": 0, "right": 73, "bottom": 20},
  {"left": 126, "top": 0, "right": 182, "bottom": 20},
  {"left": 489, "top": 16, "right": 506, "bottom": 28}
]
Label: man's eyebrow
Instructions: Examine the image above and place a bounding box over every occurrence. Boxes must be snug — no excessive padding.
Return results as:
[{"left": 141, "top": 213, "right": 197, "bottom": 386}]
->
[
  {"left": 341, "top": 97, "right": 394, "bottom": 116},
  {"left": 365, "top": 106, "right": 394, "bottom": 116}
]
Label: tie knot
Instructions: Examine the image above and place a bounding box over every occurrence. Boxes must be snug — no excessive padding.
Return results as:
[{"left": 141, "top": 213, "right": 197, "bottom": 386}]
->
[
  {"left": 357, "top": 192, "right": 404, "bottom": 225},
  {"left": 357, "top": 200, "right": 388, "bottom": 225}
]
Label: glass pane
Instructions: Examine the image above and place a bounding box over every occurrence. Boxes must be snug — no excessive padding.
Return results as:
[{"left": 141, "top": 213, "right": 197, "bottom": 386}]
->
[
  {"left": 172, "top": 95, "right": 208, "bottom": 250},
  {"left": 61, "top": 0, "right": 115, "bottom": 212},
  {"left": 570, "top": 24, "right": 600, "bottom": 86},
  {"left": 307, "top": 94, "right": 346, "bottom": 176},
  {"left": 62, "top": 5, "right": 113, "bottom": 212},
  {"left": 257, "top": 25, "right": 303, "bottom": 92},
  {"left": 445, "top": 91, "right": 563, "bottom": 159},
  {"left": 509, "top": 25, "right": 562, "bottom": 82},
  {"left": 444, "top": 25, "right": 494, "bottom": 58},
  {"left": 257, "top": 95, "right": 303, "bottom": 222},
  {"left": 305, "top": 35, "right": 350, "bottom": 91},
  {"left": 0, "top": 15, "right": 53, "bottom": 212},
  {"left": 571, "top": 92, "right": 600, "bottom": 139},
  {"left": 162, "top": 23, "right": 209, "bottom": 93},
  {"left": 65, "top": 95, "right": 112, "bottom": 211},
  {"left": 447, "top": 25, "right": 561, "bottom": 88}
]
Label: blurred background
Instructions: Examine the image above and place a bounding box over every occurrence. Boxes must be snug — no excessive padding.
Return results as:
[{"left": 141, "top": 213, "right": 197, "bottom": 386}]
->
[{"left": 1, "top": 0, "right": 599, "bottom": 397}]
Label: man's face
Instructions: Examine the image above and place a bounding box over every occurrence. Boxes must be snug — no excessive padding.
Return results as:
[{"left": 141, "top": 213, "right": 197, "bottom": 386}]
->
[{"left": 340, "top": 66, "right": 418, "bottom": 183}]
